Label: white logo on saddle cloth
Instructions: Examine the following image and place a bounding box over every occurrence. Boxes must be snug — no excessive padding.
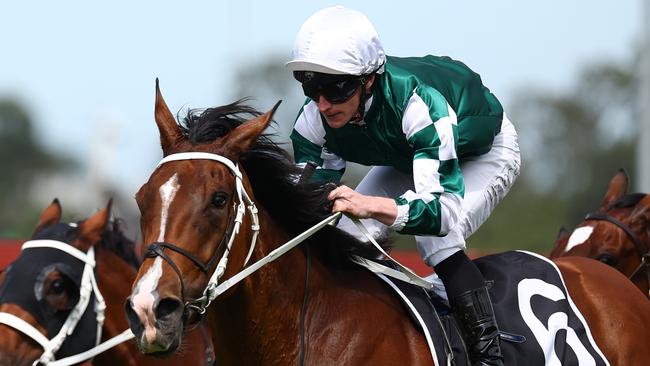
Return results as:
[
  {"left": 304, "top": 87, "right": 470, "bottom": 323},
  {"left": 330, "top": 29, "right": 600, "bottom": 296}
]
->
[{"left": 519, "top": 278, "right": 596, "bottom": 366}]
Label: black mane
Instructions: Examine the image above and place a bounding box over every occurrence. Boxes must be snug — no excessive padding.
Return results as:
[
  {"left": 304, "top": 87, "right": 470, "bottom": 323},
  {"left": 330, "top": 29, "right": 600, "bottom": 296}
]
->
[
  {"left": 100, "top": 219, "right": 141, "bottom": 268},
  {"left": 179, "top": 101, "right": 383, "bottom": 267},
  {"left": 608, "top": 193, "right": 646, "bottom": 211}
]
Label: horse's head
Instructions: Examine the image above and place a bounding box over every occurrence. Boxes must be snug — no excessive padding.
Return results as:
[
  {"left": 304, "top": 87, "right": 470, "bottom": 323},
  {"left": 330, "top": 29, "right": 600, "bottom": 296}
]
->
[
  {"left": 125, "top": 80, "right": 279, "bottom": 356},
  {"left": 551, "top": 169, "right": 650, "bottom": 293},
  {"left": 0, "top": 199, "right": 111, "bottom": 366}
]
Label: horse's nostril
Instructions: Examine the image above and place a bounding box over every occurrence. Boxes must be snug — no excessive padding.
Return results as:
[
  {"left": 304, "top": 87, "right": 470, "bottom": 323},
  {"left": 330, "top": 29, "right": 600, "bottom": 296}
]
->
[
  {"left": 125, "top": 299, "right": 144, "bottom": 336},
  {"left": 156, "top": 298, "right": 182, "bottom": 320}
]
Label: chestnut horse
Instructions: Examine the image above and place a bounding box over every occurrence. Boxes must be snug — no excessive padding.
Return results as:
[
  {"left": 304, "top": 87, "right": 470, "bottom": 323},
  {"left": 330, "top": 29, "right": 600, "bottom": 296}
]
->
[
  {"left": 550, "top": 169, "right": 650, "bottom": 298},
  {"left": 125, "top": 82, "right": 650, "bottom": 365},
  {"left": 0, "top": 199, "right": 213, "bottom": 366}
]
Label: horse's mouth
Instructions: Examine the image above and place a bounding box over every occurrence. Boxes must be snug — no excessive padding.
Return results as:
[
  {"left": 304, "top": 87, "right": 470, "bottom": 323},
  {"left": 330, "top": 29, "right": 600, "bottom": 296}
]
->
[{"left": 137, "top": 331, "right": 181, "bottom": 357}]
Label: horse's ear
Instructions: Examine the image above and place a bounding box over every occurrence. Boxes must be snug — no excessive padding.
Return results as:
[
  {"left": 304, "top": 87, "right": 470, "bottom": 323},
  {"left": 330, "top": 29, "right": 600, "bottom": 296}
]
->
[
  {"left": 154, "top": 79, "right": 184, "bottom": 156},
  {"left": 599, "top": 169, "right": 629, "bottom": 211},
  {"left": 549, "top": 226, "right": 571, "bottom": 259},
  {"left": 33, "top": 198, "right": 62, "bottom": 236},
  {"left": 556, "top": 226, "right": 570, "bottom": 242},
  {"left": 220, "top": 101, "right": 281, "bottom": 160},
  {"left": 77, "top": 200, "right": 112, "bottom": 252},
  {"left": 629, "top": 195, "right": 650, "bottom": 233}
]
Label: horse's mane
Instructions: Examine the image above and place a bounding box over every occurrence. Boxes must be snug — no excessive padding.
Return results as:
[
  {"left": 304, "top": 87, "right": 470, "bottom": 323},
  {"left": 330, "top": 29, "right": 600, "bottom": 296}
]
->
[
  {"left": 179, "top": 100, "right": 385, "bottom": 267},
  {"left": 100, "top": 219, "right": 141, "bottom": 268},
  {"left": 608, "top": 193, "right": 646, "bottom": 211}
]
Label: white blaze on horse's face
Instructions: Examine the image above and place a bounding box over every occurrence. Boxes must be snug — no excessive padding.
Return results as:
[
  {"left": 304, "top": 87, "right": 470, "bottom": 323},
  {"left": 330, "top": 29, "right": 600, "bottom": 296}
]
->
[
  {"left": 158, "top": 173, "right": 180, "bottom": 242},
  {"left": 564, "top": 226, "right": 595, "bottom": 253},
  {"left": 129, "top": 173, "right": 180, "bottom": 343},
  {"left": 131, "top": 257, "right": 163, "bottom": 343}
]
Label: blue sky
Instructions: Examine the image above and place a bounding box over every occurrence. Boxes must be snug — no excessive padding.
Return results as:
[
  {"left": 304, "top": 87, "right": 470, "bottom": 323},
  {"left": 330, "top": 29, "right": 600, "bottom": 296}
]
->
[{"left": 0, "top": 1, "right": 642, "bottom": 201}]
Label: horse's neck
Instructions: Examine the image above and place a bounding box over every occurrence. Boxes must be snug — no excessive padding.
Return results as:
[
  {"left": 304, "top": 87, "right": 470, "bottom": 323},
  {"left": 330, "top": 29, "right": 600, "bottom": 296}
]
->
[
  {"left": 94, "top": 248, "right": 141, "bottom": 366},
  {"left": 210, "top": 215, "right": 308, "bottom": 363},
  {"left": 209, "top": 211, "right": 406, "bottom": 364}
]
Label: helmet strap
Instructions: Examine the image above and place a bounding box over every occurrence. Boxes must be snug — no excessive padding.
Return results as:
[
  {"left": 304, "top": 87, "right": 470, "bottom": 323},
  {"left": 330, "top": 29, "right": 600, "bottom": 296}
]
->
[{"left": 353, "top": 76, "right": 370, "bottom": 122}]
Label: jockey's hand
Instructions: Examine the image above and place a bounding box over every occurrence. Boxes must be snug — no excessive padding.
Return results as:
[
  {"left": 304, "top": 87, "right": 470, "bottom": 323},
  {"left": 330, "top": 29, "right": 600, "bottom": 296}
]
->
[{"left": 327, "top": 185, "right": 398, "bottom": 226}]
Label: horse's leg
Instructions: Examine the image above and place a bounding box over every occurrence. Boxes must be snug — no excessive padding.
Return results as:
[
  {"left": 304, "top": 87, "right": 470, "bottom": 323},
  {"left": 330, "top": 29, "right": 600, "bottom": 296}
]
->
[{"left": 555, "top": 257, "right": 650, "bottom": 365}]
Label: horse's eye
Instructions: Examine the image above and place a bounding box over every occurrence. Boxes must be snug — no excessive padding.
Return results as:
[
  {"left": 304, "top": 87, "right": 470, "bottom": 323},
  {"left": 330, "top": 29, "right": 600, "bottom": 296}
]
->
[
  {"left": 211, "top": 192, "right": 229, "bottom": 208},
  {"left": 597, "top": 254, "right": 617, "bottom": 267},
  {"left": 49, "top": 279, "right": 66, "bottom": 295}
]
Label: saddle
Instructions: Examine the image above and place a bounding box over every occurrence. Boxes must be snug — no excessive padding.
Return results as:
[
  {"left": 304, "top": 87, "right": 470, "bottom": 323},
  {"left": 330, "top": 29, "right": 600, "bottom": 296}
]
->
[{"left": 367, "top": 251, "right": 609, "bottom": 366}]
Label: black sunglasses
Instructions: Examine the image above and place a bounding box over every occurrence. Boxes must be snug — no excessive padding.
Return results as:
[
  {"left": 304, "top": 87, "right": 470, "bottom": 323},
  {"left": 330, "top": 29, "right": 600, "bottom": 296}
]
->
[{"left": 294, "top": 71, "right": 362, "bottom": 104}]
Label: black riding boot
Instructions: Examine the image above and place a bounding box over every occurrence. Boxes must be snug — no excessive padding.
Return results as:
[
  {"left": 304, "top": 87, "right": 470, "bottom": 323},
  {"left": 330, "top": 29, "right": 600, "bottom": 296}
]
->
[{"left": 450, "top": 286, "right": 504, "bottom": 366}]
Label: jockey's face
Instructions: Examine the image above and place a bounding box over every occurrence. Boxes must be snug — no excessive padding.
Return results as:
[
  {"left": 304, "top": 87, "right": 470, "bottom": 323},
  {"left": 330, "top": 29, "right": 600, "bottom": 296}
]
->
[{"left": 315, "top": 74, "right": 375, "bottom": 129}]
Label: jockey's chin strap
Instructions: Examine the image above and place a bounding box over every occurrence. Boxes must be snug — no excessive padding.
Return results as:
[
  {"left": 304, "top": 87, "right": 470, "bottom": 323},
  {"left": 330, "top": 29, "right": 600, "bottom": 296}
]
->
[{"left": 0, "top": 240, "right": 135, "bottom": 366}]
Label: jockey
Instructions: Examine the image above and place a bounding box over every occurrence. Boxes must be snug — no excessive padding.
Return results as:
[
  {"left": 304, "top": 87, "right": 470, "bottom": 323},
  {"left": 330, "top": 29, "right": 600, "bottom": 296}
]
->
[{"left": 286, "top": 6, "right": 520, "bottom": 366}]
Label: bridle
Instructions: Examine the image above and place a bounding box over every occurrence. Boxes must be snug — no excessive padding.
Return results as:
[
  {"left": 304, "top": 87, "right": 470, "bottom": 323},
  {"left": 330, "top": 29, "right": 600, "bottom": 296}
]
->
[
  {"left": 584, "top": 212, "right": 650, "bottom": 297},
  {"left": 0, "top": 239, "right": 132, "bottom": 366},
  {"left": 143, "top": 152, "right": 432, "bottom": 316},
  {"left": 143, "top": 152, "right": 261, "bottom": 315}
]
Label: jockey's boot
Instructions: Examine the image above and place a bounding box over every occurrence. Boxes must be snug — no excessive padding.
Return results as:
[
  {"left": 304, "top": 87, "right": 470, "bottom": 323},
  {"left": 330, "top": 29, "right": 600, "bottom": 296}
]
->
[{"left": 450, "top": 285, "right": 504, "bottom": 366}]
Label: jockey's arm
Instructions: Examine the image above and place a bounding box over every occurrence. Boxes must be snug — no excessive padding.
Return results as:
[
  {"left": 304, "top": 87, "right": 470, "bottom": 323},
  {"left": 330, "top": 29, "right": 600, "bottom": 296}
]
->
[{"left": 392, "top": 86, "right": 464, "bottom": 236}]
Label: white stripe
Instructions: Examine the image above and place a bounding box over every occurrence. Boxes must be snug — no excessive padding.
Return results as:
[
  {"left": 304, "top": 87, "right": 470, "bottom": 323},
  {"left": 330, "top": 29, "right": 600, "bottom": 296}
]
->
[
  {"left": 320, "top": 149, "right": 346, "bottom": 171},
  {"left": 158, "top": 174, "right": 179, "bottom": 242},
  {"left": 447, "top": 104, "right": 458, "bottom": 125},
  {"left": 413, "top": 158, "right": 443, "bottom": 194},
  {"left": 401, "top": 190, "right": 435, "bottom": 204},
  {"left": 294, "top": 102, "right": 326, "bottom": 145},
  {"left": 391, "top": 203, "right": 410, "bottom": 230},
  {"left": 565, "top": 226, "right": 594, "bottom": 253},
  {"left": 438, "top": 193, "right": 462, "bottom": 234},
  {"left": 402, "top": 91, "right": 434, "bottom": 140},
  {"left": 434, "top": 116, "right": 457, "bottom": 160},
  {"left": 516, "top": 250, "right": 611, "bottom": 365}
]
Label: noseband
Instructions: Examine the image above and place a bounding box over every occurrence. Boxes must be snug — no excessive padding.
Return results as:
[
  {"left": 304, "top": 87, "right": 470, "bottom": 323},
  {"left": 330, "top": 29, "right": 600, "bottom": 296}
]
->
[
  {"left": 144, "top": 152, "right": 260, "bottom": 314},
  {"left": 584, "top": 212, "right": 650, "bottom": 296}
]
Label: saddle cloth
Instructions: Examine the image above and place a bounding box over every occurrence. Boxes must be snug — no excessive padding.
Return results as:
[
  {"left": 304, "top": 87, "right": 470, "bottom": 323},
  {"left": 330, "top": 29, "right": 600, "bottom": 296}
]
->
[{"left": 370, "top": 250, "right": 609, "bottom": 366}]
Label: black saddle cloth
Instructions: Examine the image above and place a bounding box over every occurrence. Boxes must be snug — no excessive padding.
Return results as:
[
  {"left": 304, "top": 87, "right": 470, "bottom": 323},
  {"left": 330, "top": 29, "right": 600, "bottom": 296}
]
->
[{"left": 371, "top": 251, "right": 608, "bottom": 366}]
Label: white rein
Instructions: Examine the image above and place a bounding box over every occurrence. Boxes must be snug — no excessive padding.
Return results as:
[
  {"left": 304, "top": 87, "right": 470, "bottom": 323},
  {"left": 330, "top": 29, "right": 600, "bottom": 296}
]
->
[{"left": 155, "top": 152, "right": 432, "bottom": 315}]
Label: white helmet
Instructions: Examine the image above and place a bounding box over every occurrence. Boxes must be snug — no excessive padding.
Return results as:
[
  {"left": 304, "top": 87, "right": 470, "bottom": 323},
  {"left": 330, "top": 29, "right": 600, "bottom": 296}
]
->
[{"left": 286, "top": 6, "right": 385, "bottom": 76}]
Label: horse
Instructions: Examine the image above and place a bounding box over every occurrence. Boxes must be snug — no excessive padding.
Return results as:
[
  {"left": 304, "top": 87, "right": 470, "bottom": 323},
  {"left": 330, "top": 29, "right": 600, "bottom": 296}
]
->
[
  {"left": 125, "top": 81, "right": 650, "bottom": 365},
  {"left": 549, "top": 169, "right": 650, "bottom": 298},
  {"left": 0, "top": 199, "right": 214, "bottom": 366}
]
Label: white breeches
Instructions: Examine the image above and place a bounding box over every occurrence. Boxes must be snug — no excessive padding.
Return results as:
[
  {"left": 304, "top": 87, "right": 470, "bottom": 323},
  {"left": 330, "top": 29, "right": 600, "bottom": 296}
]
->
[{"left": 337, "top": 115, "right": 521, "bottom": 267}]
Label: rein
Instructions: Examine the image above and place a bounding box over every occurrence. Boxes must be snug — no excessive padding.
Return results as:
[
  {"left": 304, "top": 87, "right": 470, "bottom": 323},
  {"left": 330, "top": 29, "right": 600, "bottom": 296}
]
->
[
  {"left": 147, "top": 152, "right": 433, "bottom": 317},
  {"left": 0, "top": 239, "right": 135, "bottom": 366},
  {"left": 585, "top": 212, "right": 650, "bottom": 297}
]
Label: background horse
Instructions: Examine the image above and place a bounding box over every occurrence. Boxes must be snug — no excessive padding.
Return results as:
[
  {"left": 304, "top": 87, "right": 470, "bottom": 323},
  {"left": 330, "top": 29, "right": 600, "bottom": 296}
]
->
[
  {"left": 125, "top": 82, "right": 650, "bottom": 365},
  {"left": 550, "top": 169, "right": 650, "bottom": 297},
  {"left": 0, "top": 199, "right": 213, "bottom": 366}
]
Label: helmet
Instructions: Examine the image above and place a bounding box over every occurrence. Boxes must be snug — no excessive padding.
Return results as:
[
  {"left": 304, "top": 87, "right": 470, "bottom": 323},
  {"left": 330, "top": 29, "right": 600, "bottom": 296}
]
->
[{"left": 286, "top": 6, "right": 385, "bottom": 76}]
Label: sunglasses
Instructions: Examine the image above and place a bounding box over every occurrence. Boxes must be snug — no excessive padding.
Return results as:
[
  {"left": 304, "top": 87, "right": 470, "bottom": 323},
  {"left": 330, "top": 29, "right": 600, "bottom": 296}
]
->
[{"left": 294, "top": 71, "right": 362, "bottom": 104}]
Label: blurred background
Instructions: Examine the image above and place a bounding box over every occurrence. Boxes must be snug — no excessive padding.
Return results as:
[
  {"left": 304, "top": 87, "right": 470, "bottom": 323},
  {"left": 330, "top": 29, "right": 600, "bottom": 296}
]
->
[{"left": 1, "top": 0, "right": 647, "bottom": 258}]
